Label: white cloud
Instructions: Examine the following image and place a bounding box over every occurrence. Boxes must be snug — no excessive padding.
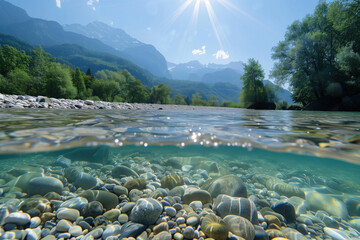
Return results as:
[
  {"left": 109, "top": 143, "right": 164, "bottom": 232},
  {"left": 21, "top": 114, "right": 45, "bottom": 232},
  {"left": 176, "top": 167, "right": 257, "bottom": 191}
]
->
[
  {"left": 109, "top": 21, "right": 114, "bottom": 26},
  {"left": 87, "top": 0, "right": 99, "bottom": 10},
  {"left": 192, "top": 46, "right": 206, "bottom": 55},
  {"left": 56, "top": 0, "right": 61, "bottom": 8},
  {"left": 146, "top": 27, "right": 152, "bottom": 31},
  {"left": 214, "top": 50, "right": 229, "bottom": 60}
]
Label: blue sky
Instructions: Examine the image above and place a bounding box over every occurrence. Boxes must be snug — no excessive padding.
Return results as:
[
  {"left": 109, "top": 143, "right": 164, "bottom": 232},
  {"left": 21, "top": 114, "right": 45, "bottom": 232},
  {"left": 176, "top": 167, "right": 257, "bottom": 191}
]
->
[{"left": 8, "top": 0, "right": 320, "bottom": 77}]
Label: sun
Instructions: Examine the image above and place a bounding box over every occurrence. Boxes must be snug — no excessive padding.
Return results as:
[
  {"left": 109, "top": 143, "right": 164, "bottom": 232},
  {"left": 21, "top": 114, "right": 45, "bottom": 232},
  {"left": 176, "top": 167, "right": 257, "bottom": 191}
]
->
[{"left": 169, "top": 0, "right": 254, "bottom": 52}]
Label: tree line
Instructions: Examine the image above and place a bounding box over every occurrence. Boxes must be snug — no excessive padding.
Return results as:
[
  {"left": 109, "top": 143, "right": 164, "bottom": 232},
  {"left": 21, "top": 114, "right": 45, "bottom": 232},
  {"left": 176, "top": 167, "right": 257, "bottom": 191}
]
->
[{"left": 0, "top": 44, "right": 227, "bottom": 106}]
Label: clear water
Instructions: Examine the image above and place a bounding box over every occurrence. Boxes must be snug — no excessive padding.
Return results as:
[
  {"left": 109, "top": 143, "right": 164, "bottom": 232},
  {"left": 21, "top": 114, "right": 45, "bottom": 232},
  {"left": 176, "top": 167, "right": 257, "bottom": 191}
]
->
[{"left": 1, "top": 109, "right": 360, "bottom": 239}]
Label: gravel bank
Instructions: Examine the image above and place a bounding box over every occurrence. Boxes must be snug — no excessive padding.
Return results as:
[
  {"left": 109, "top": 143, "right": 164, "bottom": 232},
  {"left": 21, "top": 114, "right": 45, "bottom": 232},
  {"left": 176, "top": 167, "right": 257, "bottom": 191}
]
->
[{"left": 0, "top": 94, "right": 235, "bottom": 111}]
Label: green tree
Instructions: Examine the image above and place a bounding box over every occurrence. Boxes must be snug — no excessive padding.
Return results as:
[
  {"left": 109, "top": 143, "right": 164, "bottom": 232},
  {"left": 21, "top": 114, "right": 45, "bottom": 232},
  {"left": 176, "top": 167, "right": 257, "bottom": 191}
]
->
[
  {"left": 91, "top": 79, "right": 120, "bottom": 102},
  {"left": 264, "top": 83, "right": 278, "bottom": 104},
  {"left": 5, "top": 69, "right": 31, "bottom": 95},
  {"left": 45, "top": 63, "right": 77, "bottom": 99},
  {"left": 29, "top": 46, "right": 52, "bottom": 95},
  {"left": 125, "top": 78, "right": 149, "bottom": 103},
  {"left": 173, "top": 93, "right": 187, "bottom": 105},
  {"left": 207, "top": 96, "right": 219, "bottom": 106},
  {"left": 72, "top": 68, "right": 86, "bottom": 99},
  {"left": 0, "top": 45, "right": 31, "bottom": 77},
  {"left": 240, "top": 58, "right": 268, "bottom": 108},
  {"left": 149, "top": 83, "right": 172, "bottom": 104},
  {"left": 192, "top": 92, "right": 208, "bottom": 106}
]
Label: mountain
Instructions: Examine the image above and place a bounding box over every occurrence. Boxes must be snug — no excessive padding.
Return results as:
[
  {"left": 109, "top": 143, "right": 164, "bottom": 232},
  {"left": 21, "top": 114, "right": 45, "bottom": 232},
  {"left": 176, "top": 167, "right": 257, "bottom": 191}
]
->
[
  {"left": 64, "top": 22, "right": 170, "bottom": 78},
  {"left": 168, "top": 60, "right": 244, "bottom": 82}
]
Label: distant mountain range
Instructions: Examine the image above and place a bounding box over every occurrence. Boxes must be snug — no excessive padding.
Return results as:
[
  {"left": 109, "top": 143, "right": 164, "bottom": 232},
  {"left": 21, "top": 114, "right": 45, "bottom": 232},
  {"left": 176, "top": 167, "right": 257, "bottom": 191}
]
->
[
  {"left": 0, "top": 0, "right": 293, "bottom": 104},
  {"left": 64, "top": 22, "right": 170, "bottom": 78}
]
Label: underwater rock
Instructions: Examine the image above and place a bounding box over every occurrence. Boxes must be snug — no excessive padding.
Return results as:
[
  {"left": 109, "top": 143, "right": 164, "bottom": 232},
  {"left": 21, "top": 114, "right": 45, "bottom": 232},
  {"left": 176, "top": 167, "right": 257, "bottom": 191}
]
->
[
  {"left": 201, "top": 213, "right": 229, "bottom": 240},
  {"left": 102, "top": 224, "right": 122, "bottom": 239},
  {"left": 8, "top": 173, "right": 44, "bottom": 192},
  {"left": 59, "top": 197, "right": 88, "bottom": 210},
  {"left": 53, "top": 155, "right": 71, "bottom": 168},
  {"left": 271, "top": 201, "right": 296, "bottom": 223},
  {"left": 5, "top": 212, "right": 31, "bottom": 225},
  {"left": 182, "top": 187, "right": 212, "bottom": 205},
  {"left": 124, "top": 178, "right": 146, "bottom": 191},
  {"left": 119, "top": 222, "right": 147, "bottom": 239},
  {"left": 306, "top": 192, "right": 349, "bottom": 219},
  {"left": 254, "top": 225, "right": 269, "bottom": 240},
  {"left": 28, "top": 177, "right": 63, "bottom": 196},
  {"left": 79, "top": 190, "right": 119, "bottom": 210},
  {"left": 63, "top": 146, "right": 110, "bottom": 164},
  {"left": 160, "top": 174, "right": 184, "bottom": 190},
  {"left": 198, "top": 161, "right": 219, "bottom": 173},
  {"left": 323, "top": 227, "right": 352, "bottom": 240},
  {"left": 282, "top": 228, "right": 308, "bottom": 240},
  {"left": 287, "top": 197, "right": 308, "bottom": 215},
  {"left": 111, "top": 165, "right": 139, "bottom": 179},
  {"left": 57, "top": 208, "right": 80, "bottom": 222},
  {"left": 206, "top": 175, "right": 247, "bottom": 198},
  {"left": 81, "top": 201, "right": 103, "bottom": 218},
  {"left": 265, "top": 229, "right": 286, "bottom": 239},
  {"left": 164, "top": 158, "right": 183, "bottom": 170},
  {"left": 213, "top": 195, "right": 258, "bottom": 224},
  {"left": 266, "top": 178, "right": 305, "bottom": 198},
  {"left": 345, "top": 199, "right": 360, "bottom": 217},
  {"left": 224, "top": 215, "right": 255, "bottom": 240},
  {"left": 73, "top": 173, "right": 98, "bottom": 190},
  {"left": 20, "top": 197, "right": 51, "bottom": 214},
  {"left": 64, "top": 167, "right": 81, "bottom": 183},
  {"left": 129, "top": 198, "right": 163, "bottom": 225},
  {"left": 113, "top": 185, "right": 128, "bottom": 196}
]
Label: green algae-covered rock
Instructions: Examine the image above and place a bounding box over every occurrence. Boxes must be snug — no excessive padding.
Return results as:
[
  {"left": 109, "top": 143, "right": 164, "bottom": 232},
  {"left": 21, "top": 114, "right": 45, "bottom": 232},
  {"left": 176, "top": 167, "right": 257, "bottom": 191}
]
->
[
  {"left": 160, "top": 174, "right": 184, "bottom": 190},
  {"left": 206, "top": 175, "right": 247, "bottom": 198},
  {"left": 79, "top": 190, "right": 119, "bottom": 210},
  {"left": 182, "top": 187, "right": 211, "bottom": 204},
  {"left": 306, "top": 192, "right": 349, "bottom": 219},
  {"left": 201, "top": 214, "right": 229, "bottom": 240},
  {"left": 124, "top": 178, "right": 146, "bottom": 191},
  {"left": 129, "top": 198, "right": 163, "bottom": 225}
]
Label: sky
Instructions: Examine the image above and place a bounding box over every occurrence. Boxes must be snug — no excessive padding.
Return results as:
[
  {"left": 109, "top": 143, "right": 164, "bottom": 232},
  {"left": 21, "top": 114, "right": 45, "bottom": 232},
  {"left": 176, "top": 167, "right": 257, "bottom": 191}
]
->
[{"left": 8, "top": 0, "right": 320, "bottom": 78}]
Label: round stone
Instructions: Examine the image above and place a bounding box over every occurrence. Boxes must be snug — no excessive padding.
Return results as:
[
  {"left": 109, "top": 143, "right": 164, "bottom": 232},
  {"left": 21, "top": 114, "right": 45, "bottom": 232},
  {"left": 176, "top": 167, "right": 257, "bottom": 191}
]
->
[
  {"left": 153, "top": 222, "right": 169, "bottom": 235},
  {"left": 113, "top": 186, "right": 128, "bottom": 196},
  {"left": 124, "top": 178, "right": 146, "bottom": 191},
  {"left": 103, "top": 209, "right": 121, "bottom": 221},
  {"left": 102, "top": 224, "right": 122, "bottom": 239},
  {"left": 111, "top": 166, "right": 139, "bottom": 179},
  {"left": 28, "top": 177, "right": 63, "bottom": 196},
  {"left": 153, "top": 231, "right": 172, "bottom": 240},
  {"left": 56, "top": 219, "right": 72, "bottom": 232},
  {"left": 118, "top": 214, "right": 128, "bottom": 224},
  {"left": 189, "top": 201, "right": 202, "bottom": 211},
  {"left": 161, "top": 174, "right": 184, "bottom": 190},
  {"left": 25, "top": 229, "right": 39, "bottom": 240},
  {"left": 213, "top": 195, "right": 259, "bottom": 224},
  {"left": 74, "top": 173, "right": 98, "bottom": 190},
  {"left": 129, "top": 198, "right": 163, "bottom": 226},
  {"left": 182, "top": 187, "right": 211, "bottom": 205},
  {"left": 29, "top": 217, "right": 41, "bottom": 228},
  {"left": 57, "top": 208, "right": 80, "bottom": 222},
  {"left": 224, "top": 215, "right": 255, "bottom": 240},
  {"left": 79, "top": 190, "right": 119, "bottom": 210},
  {"left": 183, "top": 227, "right": 195, "bottom": 239},
  {"left": 174, "top": 233, "right": 184, "bottom": 240},
  {"left": 206, "top": 175, "right": 247, "bottom": 198},
  {"left": 164, "top": 206, "right": 176, "bottom": 218},
  {"left": 59, "top": 197, "right": 88, "bottom": 210},
  {"left": 306, "top": 192, "right": 349, "bottom": 219},
  {"left": 186, "top": 215, "right": 200, "bottom": 226},
  {"left": 5, "top": 212, "right": 31, "bottom": 225},
  {"left": 201, "top": 214, "right": 229, "bottom": 240},
  {"left": 69, "top": 226, "right": 83, "bottom": 237}
]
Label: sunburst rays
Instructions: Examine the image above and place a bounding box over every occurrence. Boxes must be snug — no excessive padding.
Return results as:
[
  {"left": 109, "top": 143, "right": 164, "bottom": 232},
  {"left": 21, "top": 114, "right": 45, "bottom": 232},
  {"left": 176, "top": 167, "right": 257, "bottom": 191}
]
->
[{"left": 168, "top": 0, "right": 259, "bottom": 55}]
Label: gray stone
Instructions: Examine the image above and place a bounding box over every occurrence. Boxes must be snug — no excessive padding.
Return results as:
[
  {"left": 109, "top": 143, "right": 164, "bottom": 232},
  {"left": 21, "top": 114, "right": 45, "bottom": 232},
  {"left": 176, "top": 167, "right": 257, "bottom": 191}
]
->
[
  {"left": 56, "top": 219, "right": 72, "bottom": 232},
  {"left": 102, "top": 224, "right": 122, "bottom": 240},
  {"left": 57, "top": 208, "right": 80, "bottom": 222},
  {"left": 59, "top": 197, "right": 88, "bottom": 210},
  {"left": 118, "top": 214, "right": 128, "bottom": 224},
  {"left": 129, "top": 198, "right": 163, "bottom": 226},
  {"left": 69, "top": 225, "right": 82, "bottom": 237},
  {"left": 119, "top": 222, "right": 146, "bottom": 239},
  {"left": 111, "top": 166, "right": 139, "bottom": 179},
  {"left": 153, "top": 231, "right": 172, "bottom": 240},
  {"left": 53, "top": 155, "right": 72, "bottom": 168},
  {"left": 207, "top": 175, "right": 247, "bottom": 198},
  {"left": 29, "top": 217, "right": 41, "bottom": 228},
  {"left": 164, "top": 207, "right": 176, "bottom": 218},
  {"left": 74, "top": 173, "right": 98, "bottom": 190},
  {"left": 5, "top": 212, "right": 31, "bottom": 225},
  {"left": 28, "top": 177, "right": 63, "bottom": 196},
  {"left": 182, "top": 227, "right": 195, "bottom": 239}
]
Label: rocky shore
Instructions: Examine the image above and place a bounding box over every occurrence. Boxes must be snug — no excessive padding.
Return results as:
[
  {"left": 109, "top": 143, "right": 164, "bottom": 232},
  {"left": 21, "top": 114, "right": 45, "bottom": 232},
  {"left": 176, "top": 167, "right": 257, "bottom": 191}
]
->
[
  {"left": 0, "top": 146, "right": 360, "bottom": 240},
  {"left": 0, "top": 94, "right": 234, "bottom": 111}
]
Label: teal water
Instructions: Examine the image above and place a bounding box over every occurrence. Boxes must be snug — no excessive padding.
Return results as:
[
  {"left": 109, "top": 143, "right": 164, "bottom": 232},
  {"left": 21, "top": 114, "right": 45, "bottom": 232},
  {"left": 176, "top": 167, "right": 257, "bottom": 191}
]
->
[{"left": 1, "top": 109, "right": 360, "bottom": 239}]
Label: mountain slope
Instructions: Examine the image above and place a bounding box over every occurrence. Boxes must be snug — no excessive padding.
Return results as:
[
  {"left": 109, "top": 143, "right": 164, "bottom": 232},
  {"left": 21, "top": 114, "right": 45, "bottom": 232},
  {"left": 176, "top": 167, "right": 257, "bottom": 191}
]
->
[{"left": 64, "top": 22, "right": 170, "bottom": 78}]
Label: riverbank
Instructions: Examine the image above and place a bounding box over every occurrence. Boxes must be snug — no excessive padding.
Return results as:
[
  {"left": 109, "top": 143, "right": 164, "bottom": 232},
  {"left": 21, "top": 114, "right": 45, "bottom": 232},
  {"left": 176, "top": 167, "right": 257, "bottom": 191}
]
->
[{"left": 0, "top": 94, "right": 235, "bottom": 111}]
